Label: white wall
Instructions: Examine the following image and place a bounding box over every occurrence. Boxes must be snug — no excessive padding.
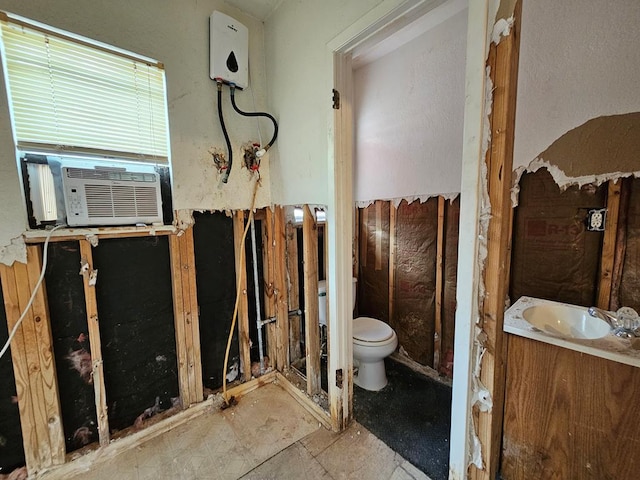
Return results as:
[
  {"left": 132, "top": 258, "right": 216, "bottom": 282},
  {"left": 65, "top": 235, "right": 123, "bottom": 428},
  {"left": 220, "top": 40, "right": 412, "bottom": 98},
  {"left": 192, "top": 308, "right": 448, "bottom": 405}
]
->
[
  {"left": 0, "top": 0, "right": 272, "bottom": 264},
  {"left": 353, "top": 8, "right": 467, "bottom": 204},
  {"left": 513, "top": 0, "right": 640, "bottom": 171},
  {"left": 264, "top": 0, "right": 386, "bottom": 206}
]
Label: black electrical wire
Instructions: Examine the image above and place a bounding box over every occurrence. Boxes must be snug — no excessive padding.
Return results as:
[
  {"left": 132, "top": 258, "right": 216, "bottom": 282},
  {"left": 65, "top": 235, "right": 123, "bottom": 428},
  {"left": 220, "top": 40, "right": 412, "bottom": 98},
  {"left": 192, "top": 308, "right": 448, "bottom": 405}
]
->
[
  {"left": 217, "top": 81, "right": 233, "bottom": 183},
  {"left": 229, "top": 85, "right": 279, "bottom": 152}
]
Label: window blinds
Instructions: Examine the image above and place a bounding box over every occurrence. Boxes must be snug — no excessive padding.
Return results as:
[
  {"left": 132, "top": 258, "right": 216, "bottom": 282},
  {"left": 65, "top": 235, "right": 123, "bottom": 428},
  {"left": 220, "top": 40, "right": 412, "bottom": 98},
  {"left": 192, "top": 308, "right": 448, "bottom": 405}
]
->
[{"left": 0, "top": 13, "right": 169, "bottom": 163}]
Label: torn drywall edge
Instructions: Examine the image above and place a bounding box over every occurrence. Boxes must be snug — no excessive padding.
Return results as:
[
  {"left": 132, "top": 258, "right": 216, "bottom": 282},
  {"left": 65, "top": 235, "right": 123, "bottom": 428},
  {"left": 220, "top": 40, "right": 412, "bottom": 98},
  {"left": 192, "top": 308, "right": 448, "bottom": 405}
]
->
[
  {"left": 510, "top": 159, "right": 640, "bottom": 207},
  {"left": 174, "top": 209, "right": 195, "bottom": 231},
  {"left": 485, "top": 0, "right": 501, "bottom": 54},
  {"left": 85, "top": 234, "right": 99, "bottom": 247},
  {"left": 0, "top": 235, "right": 27, "bottom": 266},
  {"left": 465, "top": 54, "right": 496, "bottom": 475},
  {"left": 354, "top": 192, "right": 460, "bottom": 210},
  {"left": 470, "top": 421, "right": 484, "bottom": 469},
  {"left": 491, "top": 16, "right": 514, "bottom": 45}
]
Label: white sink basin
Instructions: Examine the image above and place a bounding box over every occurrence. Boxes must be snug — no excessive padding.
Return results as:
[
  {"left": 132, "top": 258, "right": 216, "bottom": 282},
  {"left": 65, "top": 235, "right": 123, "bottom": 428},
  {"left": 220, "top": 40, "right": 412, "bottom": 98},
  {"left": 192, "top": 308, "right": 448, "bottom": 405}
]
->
[{"left": 522, "top": 304, "right": 611, "bottom": 340}]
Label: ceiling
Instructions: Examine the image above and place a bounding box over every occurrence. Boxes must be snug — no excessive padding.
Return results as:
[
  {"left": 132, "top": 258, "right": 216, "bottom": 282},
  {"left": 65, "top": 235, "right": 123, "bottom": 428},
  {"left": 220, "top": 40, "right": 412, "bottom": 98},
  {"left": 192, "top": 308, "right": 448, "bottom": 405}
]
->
[{"left": 223, "top": 0, "right": 283, "bottom": 21}]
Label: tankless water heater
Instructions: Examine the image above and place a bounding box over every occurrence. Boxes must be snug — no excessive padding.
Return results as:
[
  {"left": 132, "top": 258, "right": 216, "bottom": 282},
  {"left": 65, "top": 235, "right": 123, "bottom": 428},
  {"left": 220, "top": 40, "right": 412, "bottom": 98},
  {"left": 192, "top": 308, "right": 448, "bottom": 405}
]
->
[{"left": 210, "top": 11, "right": 249, "bottom": 89}]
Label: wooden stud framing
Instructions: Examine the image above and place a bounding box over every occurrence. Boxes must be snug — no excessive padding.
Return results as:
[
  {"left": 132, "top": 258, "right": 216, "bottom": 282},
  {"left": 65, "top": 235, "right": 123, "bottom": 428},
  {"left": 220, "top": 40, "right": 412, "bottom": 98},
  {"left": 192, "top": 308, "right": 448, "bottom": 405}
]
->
[
  {"left": 273, "top": 206, "right": 290, "bottom": 372},
  {"left": 302, "top": 205, "right": 321, "bottom": 395},
  {"left": 169, "top": 229, "right": 203, "bottom": 407},
  {"left": 0, "top": 246, "right": 65, "bottom": 474},
  {"left": 262, "top": 208, "right": 278, "bottom": 366},
  {"left": 388, "top": 203, "right": 397, "bottom": 325},
  {"left": 375, "top": 201, "right": 382, "bottom": 271},
  {"left": 472, "top": 3, "right": 521, "bottom": 479},
  {"left": 597, "top": 180, "right": 622, "bottom": 309},
  {"left": 78, "top": 240, "right": 110, "bottom": 446},
  {"left": 360, "top": 207, "right": 368, "bottom": 268},
  {"left": 434, "top": 196, "right": 445, "bottom": 372},
  {"left": 353, "top": 207, "right": 360, "bottom": 279},
  {"left": 233, "top": 212, "right": 252, "bottom": 382},
  {"left": 610, "top": 177, "right": 633, "bottom": 311},
  {"left": 285, "top": 221, "right": 302, "bottom": 363}
]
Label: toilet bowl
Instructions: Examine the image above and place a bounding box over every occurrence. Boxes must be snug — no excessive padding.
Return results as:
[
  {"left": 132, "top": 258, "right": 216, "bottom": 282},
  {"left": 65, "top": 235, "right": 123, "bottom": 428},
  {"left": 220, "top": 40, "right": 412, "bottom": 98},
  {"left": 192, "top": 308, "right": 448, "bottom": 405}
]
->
[
  {"left": 353, "top": 316, "right": 398, "bottom": 391},
  {"left": 317, "top": 277, "right": 398, "bottom": 391}
]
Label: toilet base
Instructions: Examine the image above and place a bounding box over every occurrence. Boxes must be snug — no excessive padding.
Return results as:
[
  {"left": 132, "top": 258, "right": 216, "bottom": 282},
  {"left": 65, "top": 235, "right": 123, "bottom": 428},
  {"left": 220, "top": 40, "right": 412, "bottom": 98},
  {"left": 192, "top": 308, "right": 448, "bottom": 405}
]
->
[{"left": 354, "top": 359, "right": 388, "bottom": 391}]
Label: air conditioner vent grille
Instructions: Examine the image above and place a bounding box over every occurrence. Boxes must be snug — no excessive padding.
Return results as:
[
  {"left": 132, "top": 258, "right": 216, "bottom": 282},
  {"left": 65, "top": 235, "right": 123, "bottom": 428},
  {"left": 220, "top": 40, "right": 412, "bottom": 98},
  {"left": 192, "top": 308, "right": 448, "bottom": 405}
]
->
[
  {"left": 66, "top": 168, "right": 156, "bottom": 182},
  {"left": 84, "top": 184, "right": 159, "bottom": 218}
]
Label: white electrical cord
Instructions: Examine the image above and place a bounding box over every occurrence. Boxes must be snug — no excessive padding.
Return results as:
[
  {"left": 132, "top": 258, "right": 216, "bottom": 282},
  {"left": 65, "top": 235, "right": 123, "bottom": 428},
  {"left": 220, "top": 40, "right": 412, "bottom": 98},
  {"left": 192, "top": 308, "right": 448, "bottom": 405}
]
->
[{"left": 0, "top": 224, "right": 65, "bottom": 360}]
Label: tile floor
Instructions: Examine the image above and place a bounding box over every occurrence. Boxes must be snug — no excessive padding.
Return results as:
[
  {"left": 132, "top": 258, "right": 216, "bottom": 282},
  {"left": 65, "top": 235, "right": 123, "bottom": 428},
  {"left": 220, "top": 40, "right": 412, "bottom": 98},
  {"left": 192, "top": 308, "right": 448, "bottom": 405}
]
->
[{"left": 67, "top": 382, "right": 431, "bottom": 480}]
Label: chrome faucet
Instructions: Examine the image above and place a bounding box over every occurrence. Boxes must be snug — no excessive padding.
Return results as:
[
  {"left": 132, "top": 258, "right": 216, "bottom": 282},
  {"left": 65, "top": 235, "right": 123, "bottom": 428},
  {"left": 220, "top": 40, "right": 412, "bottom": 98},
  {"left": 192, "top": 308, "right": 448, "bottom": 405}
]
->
[
  {"left": 588, "top": 306, "right": 640, "bottom": 338},
  {"left": 587, "top": 307, "right": 619, "bottom": 329}
]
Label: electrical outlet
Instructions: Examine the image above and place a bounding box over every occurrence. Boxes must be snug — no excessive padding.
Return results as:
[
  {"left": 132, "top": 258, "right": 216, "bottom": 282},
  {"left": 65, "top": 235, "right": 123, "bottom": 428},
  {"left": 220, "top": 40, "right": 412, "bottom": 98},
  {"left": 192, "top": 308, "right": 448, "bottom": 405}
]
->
[{"left": 586, "top": 208, "right": 606, "bottom": 232}]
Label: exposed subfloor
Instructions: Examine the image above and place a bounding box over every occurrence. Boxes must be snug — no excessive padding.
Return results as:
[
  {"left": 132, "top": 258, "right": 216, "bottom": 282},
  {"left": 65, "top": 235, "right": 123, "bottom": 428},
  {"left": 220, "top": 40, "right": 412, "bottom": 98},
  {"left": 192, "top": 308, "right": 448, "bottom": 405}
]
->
[
  {"left": 353, "top": 358, "right": 452, "bottom": 480},
  {"left": 56, "top": 381, "right": 430, "bottom": 480}
]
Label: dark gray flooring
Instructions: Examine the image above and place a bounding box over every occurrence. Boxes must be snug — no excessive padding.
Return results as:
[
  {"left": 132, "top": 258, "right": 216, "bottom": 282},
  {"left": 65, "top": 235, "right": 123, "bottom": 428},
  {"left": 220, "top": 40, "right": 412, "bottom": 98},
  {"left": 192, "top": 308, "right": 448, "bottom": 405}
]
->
[{"left": 353, "top": 359, "right": 452, "bottom": 480}]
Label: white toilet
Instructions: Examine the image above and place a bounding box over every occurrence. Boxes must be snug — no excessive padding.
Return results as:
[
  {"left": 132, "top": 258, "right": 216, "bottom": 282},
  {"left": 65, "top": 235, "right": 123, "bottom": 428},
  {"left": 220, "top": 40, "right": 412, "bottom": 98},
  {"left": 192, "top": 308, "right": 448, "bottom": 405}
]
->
[{"left": 317, "top": 277, "right": 398, "bottom": 391}]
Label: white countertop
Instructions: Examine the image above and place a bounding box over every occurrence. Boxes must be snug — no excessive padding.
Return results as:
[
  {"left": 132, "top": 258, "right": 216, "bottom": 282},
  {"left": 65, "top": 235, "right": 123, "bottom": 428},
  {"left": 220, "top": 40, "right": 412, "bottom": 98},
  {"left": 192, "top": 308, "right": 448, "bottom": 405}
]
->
[{"left": 504, "top": 296, "right": 640, "bottom": 368}]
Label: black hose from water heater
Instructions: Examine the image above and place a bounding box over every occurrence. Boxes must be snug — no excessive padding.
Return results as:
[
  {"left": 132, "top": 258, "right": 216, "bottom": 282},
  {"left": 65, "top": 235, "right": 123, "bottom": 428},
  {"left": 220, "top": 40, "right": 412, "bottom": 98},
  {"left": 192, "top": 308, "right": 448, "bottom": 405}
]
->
[
  {"left": 229, "top": 86, "right": 279, "bottom": 152},
  {"left": 217, "top": 81, "right": 233, "bottom": 183}
]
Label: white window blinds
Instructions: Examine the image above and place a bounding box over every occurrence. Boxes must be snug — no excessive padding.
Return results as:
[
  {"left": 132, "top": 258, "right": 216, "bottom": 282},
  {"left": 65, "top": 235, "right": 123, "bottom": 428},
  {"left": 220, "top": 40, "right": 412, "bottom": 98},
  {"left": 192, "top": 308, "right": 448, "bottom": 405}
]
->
[{"left": 0, "top": 13, "right": 170, "bottom": 163}]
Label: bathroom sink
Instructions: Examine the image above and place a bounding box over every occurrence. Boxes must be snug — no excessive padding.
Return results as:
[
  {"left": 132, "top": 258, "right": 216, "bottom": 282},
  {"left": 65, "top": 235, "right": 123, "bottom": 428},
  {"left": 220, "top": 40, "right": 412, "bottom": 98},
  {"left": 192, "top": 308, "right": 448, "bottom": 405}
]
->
[{"left": 522, "top": 304, "right": 611, "bottom": 340}]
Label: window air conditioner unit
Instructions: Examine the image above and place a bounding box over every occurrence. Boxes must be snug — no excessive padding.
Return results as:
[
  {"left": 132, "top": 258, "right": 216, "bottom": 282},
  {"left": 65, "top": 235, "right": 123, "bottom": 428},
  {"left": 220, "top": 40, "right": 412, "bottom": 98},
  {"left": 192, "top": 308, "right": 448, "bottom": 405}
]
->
[{"left": 61, "top": 164, "right": 163, "bottom": 227}]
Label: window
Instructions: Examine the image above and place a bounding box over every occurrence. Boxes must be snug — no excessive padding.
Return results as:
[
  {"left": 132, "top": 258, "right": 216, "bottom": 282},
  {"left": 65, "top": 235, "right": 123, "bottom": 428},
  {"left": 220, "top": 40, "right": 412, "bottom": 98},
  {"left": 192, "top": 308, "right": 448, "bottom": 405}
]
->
[{"left": 0, "top": 11, "right": 172, "bottom": 228}]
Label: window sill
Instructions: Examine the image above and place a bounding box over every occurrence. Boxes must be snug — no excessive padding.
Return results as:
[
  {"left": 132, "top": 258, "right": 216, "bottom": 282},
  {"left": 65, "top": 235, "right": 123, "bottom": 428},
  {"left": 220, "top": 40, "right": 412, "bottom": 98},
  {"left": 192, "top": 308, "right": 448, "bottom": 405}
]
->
[{"left": 23, "top": 224, "right": 177, "bottom": 243}]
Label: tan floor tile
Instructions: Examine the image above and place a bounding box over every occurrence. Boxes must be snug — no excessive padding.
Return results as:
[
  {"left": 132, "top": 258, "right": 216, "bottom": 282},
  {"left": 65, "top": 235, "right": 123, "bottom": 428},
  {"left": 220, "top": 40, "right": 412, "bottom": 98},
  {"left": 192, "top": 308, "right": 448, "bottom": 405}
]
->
[
  {"left": 396, "top": 460, "right": 431, "bottom": 480},
  {"left": 223, "top": 384, "right": 320, "bottom": 464},
  {"left": 240, "top": 442, "right": 331, "bottom": 480},
  {"left": 299, "top": 425, "right": 343, "bottom": 457},
  {"left": 314, "top": 423, "right": 403, "bottom": 480},
  {"left": 57, "top": 383, "right": 430, "bottom": 480}
]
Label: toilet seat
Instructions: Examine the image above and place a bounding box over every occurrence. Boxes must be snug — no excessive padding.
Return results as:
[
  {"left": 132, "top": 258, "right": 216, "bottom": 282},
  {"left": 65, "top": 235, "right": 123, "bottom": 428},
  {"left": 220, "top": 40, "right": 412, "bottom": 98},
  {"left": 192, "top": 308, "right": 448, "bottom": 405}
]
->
[{"left": 353, "top": 317, "right": 394, "bottom": 344}]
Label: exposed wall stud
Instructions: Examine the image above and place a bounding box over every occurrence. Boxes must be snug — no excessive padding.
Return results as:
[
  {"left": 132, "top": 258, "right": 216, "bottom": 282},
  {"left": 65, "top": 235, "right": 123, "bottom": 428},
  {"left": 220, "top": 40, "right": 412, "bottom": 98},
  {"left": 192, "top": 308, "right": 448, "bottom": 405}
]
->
[
  {"left": 360, "top": 207, "right": 368, "bottom": 268},
  {"left": 233, "top": 211, "right": 253, "bottom": 382},
  {"left": 303, "top": 205, "right": 321, "bottom": 395},
  {"left": 0, "top": 246, "right": 65, "bottom": 474},
  {"left": 79, "top": 240, "right": 110, "bottom": 446},
  {"left": 597, "top": 180, "right": 622, "bottom": 309},
  {"left": 610, "top": 177, "right": 633, "bottom": 311},
  {"left": 472, "top": 2, "right": 522, "bottom": 479},
  {"left": 375, "top": 201, "right": 382, "bottom": 271},
  {"left": 434, "top": 196, "right": 446, "bottom": 371},
  {"left": 273, "top": 206, "right": 290, "bottom": 371},
  {"left": 285, "top": 220, "right": 302, "bottom": 362},
  {"left": 388, "top": 203, "right": 397, "bottom": 327},
  {"left": 262, "top": 208, "right": 278, "bottom": 367}
]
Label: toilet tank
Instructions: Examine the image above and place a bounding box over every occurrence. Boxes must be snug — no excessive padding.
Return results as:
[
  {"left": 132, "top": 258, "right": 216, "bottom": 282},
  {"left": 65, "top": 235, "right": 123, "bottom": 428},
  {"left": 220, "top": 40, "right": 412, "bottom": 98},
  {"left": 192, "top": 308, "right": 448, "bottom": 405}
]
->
[{"left": 318, "top": 280, "right": 327, "bottom": 326}]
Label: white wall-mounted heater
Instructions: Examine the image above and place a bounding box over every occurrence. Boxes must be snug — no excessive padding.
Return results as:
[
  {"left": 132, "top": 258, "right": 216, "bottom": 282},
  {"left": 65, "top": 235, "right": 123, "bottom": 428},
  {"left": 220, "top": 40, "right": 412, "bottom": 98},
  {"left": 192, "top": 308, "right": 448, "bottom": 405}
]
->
[{"left": 210, "top": 11, "right": 249, "bottom": 89}]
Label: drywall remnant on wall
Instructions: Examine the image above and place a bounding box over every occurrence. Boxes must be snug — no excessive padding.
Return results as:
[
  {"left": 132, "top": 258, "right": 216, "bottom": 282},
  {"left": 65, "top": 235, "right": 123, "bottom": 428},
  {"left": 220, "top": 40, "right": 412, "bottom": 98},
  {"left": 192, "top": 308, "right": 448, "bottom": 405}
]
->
[
  {"left": 355, "top": 193, "right": 459, "bottom": 210},
  {"left": 534, "top": 113, "right": 640, "bottom": 179},
  {"left": 353, "top": 8, "right": 467, "bottom": 204},
  {"left": 513, "top": 0, "right": 640, "bottom": 173},
  {"left": 491, "top": 16, "right": 514, "bottom": 45},
  {"left": 510, "top": 114, "right": 640, "bottom": 206},
  {"left": 0, "top": 236, "right": 26, "bottom": 267},
  {"left": 175, "top": 209, "right": 196, "bottom": 231}
]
